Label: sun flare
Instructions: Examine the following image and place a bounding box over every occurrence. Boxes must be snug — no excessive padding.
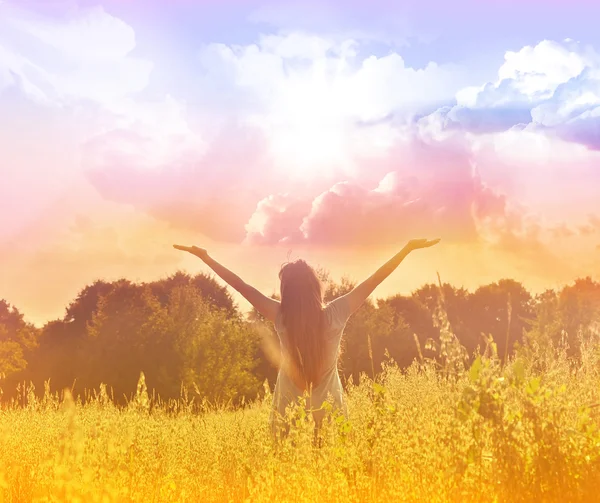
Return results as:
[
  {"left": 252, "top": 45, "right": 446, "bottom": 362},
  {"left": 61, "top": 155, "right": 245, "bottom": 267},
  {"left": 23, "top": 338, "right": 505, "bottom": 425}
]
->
[{"left": 254, "top": 70, "right": 351, "bottom": 179}]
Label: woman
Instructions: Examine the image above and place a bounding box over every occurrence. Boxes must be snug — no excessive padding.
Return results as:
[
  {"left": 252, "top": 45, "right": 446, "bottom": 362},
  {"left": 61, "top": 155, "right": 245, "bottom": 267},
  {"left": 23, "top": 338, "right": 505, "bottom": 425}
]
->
[{"left": 173, "top": 238, "right": 440, "bottom": 436}]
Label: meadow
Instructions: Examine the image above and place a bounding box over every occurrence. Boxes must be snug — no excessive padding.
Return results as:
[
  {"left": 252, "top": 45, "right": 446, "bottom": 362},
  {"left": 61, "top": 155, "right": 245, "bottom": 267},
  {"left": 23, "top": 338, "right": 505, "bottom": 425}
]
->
[{"left": 1, "top": 323, "right": 599, "bottom": 503}]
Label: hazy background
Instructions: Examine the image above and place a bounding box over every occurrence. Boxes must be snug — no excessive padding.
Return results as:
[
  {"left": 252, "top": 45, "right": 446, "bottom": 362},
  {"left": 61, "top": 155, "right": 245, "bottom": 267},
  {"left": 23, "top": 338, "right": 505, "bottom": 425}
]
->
[{"left": 2, "top": 0, "right": 600, "bottom": 326}]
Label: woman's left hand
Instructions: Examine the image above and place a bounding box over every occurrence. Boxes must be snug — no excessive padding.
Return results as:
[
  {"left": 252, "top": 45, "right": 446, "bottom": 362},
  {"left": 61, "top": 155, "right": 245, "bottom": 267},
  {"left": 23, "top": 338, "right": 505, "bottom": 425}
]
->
[{"left": 173, "top": 244, "right": 208, "bottom": 260}]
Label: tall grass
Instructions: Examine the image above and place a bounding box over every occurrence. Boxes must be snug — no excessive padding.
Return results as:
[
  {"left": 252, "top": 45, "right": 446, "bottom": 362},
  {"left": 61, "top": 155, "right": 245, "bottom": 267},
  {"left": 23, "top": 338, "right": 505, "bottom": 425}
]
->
[{"left": 1, "top": 325, "right": 599, "bottom": 502}]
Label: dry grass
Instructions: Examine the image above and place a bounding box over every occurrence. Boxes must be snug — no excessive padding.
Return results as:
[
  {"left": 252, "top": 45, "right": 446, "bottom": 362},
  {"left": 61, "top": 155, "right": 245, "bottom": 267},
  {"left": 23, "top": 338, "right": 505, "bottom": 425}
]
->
[{"left": 1, "top": 333, "right": 600, "bottom": 503}]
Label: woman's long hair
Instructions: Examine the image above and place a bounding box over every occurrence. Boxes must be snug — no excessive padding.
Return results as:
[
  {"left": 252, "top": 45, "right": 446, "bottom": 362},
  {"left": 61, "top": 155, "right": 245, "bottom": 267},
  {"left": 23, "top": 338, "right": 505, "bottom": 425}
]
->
[{"left": 278, "top": 260, "right": 325, "bottom": 392}]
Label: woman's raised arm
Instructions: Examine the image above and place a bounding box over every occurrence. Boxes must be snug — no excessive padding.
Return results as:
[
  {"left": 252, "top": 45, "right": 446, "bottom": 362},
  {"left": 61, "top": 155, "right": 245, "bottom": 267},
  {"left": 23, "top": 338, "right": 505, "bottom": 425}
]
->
[
  {"left": 342, "top": 238, "right": 440, "bottom": 316},
  {"left": 173, "top": 245, "right": 280, "bottom": 323}
]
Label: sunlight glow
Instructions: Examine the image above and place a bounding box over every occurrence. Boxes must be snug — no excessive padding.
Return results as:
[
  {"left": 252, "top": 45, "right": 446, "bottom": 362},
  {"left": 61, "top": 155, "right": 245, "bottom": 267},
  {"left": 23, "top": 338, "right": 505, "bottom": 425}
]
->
[{"left": 250, "top": 66, "right": 351, "bottom": 179}]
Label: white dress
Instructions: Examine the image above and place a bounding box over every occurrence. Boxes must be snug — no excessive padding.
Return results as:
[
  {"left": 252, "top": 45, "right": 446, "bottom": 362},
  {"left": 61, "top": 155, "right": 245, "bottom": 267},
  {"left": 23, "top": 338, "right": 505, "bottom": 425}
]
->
[{"left": 270, "top": 294, "right": 352, "bottom": 433}]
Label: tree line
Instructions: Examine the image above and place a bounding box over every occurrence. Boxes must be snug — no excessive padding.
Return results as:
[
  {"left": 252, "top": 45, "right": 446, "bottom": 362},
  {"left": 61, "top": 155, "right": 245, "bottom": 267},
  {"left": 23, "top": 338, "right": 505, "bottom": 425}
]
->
[{"left": 1, "top": 270, "right": 599, "bottom": 405}]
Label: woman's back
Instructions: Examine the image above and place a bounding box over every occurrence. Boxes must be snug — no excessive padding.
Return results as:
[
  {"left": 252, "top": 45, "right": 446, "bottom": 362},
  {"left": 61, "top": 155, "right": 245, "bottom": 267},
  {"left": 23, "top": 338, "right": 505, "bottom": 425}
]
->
[{"left": 271, "top": 294, "right": 352, "bottom": 432}]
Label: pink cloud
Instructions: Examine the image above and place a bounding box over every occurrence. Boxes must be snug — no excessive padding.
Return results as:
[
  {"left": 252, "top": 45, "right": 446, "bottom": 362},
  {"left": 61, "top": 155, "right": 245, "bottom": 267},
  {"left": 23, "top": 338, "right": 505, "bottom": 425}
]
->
[
  {"left": 244, "top": 140, "right": 510, "bottom": 248},
  {"left": 244, "top": 194, "right": 312, "bottom": 245},
  {"left": 84, "top": 124, "right": 275, "bottom": 242},
  {"left": 549, "top": 223, "right": 576, "bottom": 240},
  {"left": 81, "top": 107, "right": 595, "bottom": 276},
  {"left": 578, "top": 224, "right": 595, "bottom": 236},
  {"left": 576, "top": 215, "right": 600, "bottom": 236}
]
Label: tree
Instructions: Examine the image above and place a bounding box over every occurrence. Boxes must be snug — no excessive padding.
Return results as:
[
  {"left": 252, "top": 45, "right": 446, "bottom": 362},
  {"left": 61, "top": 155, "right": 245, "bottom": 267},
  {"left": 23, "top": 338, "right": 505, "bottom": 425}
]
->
[
  {"left": 64, "top": 280, "right": 115, "bottom": 333},
  {"left": 10, "top": 270, "right": 248, "bottom": 402},
  {"left": 467, "top": 279, "right": 535, "bottom": 361},
  {"left": 412, "top": 283, "right": 472, "bottom": 352},
  {"left": 556, "top": 277, "right": 600, "bottom": 358},
  {"left": 149, "top": 271, "right": 236, "bottom": 316},
  {"left": 377, "top": 294, "right": 437, "bottom": 368},
  {"left": 142, "top": 284, "right": 261, "bottom": 403},
  {"left": 337, "top": 298, "right": 395, "bottom": 385},
  {"left": 83, "top": 280, "right": 156, "bottom": 399},
  {"left": 0, "top": 300, "right": 38, "bottom": 381},
  {"left": 14, "top": 269, "right": 600, "bottom": 406},
  {"left": 25, "top": 319, "right": 81, "bottom": 394},
  {"left": 324, "top": 277, "right": 355, "bottom": 302},
  {"left": 76, "top": 280, "right": 262, "bottom": 404}
]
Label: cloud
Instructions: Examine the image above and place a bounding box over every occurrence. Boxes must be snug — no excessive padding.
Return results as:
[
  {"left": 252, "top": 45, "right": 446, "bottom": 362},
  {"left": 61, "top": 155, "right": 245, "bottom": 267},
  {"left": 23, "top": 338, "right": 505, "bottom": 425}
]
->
[
  {"left": 0, "top": 4, "right": 153, "bottom": 105},
  {"left": 0, "top": 4, "right": 179, "bottom": 250},
  {"left": 242, "top": 131, "right": 595, "bottom": 286},
  {"left": 84, "top": 122, "right": 274, "bottom": 242},
  {"left": 0, "top": 205, "right": 184, "bottom": 326},
  {"left": 0, "top": 4, "right": 278, "bottom": 248},
  {"left": 78, "top": 31, "right": 470, "bottom": 241},
  {"left": 196, "top": 32, "right": 467, "bottom": 174},
  {"left": 2, "top": 7, "right": 596, "bottom": 285},
  {"left": 80, "top": 32, "right": 600, "bottom": 265},
  {"left": 244, "top": 194, "right": 313, "bottom": 245},
  {"left": 582, "top": 214, "right": 600, "bottom": 236},
  {"left": 421, "top": 40, "right": 600, "bottom": 150},
  {"left": 550, "top": 223, "right": 576, "bottom": 240},
  {"left": 244, "top": 139, "right": 509, "bottom": 248}
]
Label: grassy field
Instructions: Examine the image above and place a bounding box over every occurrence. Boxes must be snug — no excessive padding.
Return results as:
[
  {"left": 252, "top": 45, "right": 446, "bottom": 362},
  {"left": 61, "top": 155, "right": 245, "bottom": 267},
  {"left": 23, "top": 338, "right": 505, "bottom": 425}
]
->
[{"left": 1, "top": 333, "right": 600, "bottom": 503}]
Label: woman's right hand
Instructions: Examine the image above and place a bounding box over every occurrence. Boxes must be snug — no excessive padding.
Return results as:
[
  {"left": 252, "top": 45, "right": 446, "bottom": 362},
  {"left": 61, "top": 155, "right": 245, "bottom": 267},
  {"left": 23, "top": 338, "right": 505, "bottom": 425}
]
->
[{"left": 405, "top": 238, "right": 441, "bottom": 251}]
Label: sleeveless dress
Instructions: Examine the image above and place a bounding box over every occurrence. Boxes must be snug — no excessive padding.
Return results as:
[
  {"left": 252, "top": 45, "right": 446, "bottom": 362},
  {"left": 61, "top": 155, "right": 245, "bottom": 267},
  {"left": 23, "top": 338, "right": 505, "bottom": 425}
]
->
[{"left": 270, "top": 294, "right": 352, "bottom": 434}]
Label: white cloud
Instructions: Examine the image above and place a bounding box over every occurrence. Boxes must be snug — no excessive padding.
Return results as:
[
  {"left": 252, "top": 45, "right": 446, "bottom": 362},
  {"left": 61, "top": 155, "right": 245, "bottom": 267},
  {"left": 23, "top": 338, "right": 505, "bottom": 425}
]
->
[
  {"left": 199, "top": 32, "right": 467, "bottom": 177},
  {"left": 202, "top": 32, "right": 464, "bottom": 119},
  {"left": 423, "top": 39, "right": 600, "bottom": 150},
  {"left": 0, "top": 4, "right": 205, "bottom": 174},
  {"left": 497, "top": 40, "right": 587, "bottom": 99},
  {"left": 83, "top": 96, "right": 207, "bottom": 174},
  {"left": 472, "top": 127, "right": 592, "bottom": 165},
  {"left": 0, "top": 2, "right": 208, "bottom": 251},
  {"left": 0, "top": 5, "right": 153, "bottom": 104}
]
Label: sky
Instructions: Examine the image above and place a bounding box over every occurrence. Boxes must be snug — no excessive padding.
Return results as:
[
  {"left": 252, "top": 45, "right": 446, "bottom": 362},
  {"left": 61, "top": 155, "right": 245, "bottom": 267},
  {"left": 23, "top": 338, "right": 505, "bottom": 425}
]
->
[{"left": 1, "top": 0, "right": 600, "bottom": 326}]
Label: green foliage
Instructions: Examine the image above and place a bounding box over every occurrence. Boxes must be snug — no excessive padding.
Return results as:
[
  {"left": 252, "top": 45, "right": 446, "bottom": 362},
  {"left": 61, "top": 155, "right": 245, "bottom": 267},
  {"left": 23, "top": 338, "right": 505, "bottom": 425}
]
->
[
  {"left": 526, "top": 277, "right": 600, "bottom": 359},
  {"left": 0, "top": 301, "right": 39, "bottom": 380},
  {"left": 338, "top": 300, "right": 395, "bottom": 384},
  {"left": 452, "top": 330, "right": 600, "bottom": 502},
  {"left": 4, "top": 274, "right": 261, "bottom": 406},
  {"left": 4, "top": 274, "right": 600, "bottom": 410},
  {"left": 0, "top": 340, "right": 26, "bottom": 377}
]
